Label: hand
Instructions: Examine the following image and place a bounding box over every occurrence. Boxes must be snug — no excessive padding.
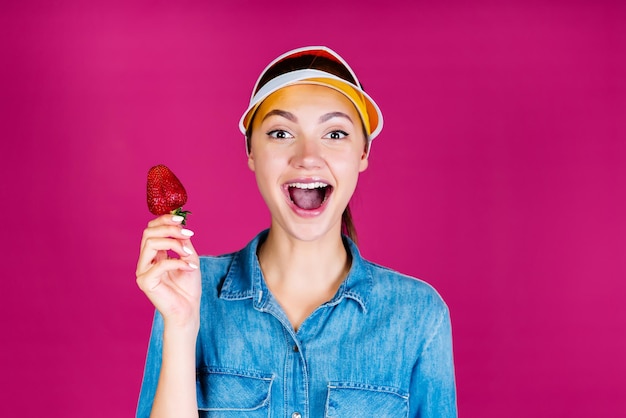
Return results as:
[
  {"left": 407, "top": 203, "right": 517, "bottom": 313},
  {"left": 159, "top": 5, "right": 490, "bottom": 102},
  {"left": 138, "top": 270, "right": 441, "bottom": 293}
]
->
[{"left": 136, "top": 214, "right": 201, "bottom": 330}]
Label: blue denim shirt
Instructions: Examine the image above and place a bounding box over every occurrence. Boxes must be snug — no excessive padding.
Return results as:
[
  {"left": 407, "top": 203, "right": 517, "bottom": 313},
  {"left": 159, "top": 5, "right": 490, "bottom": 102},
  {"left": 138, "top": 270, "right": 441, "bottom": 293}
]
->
[{"left": 137, "top": 230, "right": 457, "bottom": 417}]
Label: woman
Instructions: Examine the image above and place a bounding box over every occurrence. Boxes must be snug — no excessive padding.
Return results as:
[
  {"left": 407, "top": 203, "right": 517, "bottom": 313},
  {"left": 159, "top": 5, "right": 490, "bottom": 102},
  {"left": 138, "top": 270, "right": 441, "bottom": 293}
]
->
[{"left": 136, "top": 46, "right": 457, "bottom": 417}]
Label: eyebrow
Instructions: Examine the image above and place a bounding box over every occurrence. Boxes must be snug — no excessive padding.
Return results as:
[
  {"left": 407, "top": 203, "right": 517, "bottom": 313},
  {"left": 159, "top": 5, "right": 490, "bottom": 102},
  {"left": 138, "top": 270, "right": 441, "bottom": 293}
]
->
[
  {"left": 261, "top": 109, "right": 354, "bottom": 125},
  {"left": 318, "top": 111, "right": 354, "bottom": 124},
  {"left": 262, "top": 109, "right": 297, "bottom": 122}
]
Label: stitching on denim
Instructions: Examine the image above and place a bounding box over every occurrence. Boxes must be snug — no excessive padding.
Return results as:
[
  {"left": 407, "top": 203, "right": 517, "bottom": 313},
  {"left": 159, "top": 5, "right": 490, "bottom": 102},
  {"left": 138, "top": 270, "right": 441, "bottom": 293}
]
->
[
  {"left": 196, "top": 369, "right": 275, "bottom": 412},
  {"left": 326, "top": 381, "right": 410, "bottom": 400},
  {"left": 220, "top": 250, "right": 255, "bottom": 300},
  {"left": 197, "top": 366, "right": 274, "bottom": 380},
  {"left": 341, "top": 290, "right": 368, "bottom": 313},
  {"left": 417, "top": 307, "right": 447, "bottom": 358},
  {"left": 218, "top": 252, "right": 238, "bottom": 296}
]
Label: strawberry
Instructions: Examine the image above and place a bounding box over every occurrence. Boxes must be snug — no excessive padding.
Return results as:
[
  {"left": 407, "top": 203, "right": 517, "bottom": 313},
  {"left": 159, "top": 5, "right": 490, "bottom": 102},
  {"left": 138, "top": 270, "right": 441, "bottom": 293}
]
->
[{"left": 147, "top": 164, "right": 191, "bottom": 224}]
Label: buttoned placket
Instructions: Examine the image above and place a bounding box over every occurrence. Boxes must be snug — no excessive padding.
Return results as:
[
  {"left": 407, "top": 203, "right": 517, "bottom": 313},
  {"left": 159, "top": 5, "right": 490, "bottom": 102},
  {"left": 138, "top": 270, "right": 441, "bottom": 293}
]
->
[
  {"left": 255, "top": 288, "right": 310, "bottom": 418},
  {"left": 285, "top": 331, "right": 307, "bottom": 418},
  {"left": 239, "top": 231, "right": 373, "bottom": 417},
  {"left": 283, "top": 302, "right": 343, "bottom": 418}
]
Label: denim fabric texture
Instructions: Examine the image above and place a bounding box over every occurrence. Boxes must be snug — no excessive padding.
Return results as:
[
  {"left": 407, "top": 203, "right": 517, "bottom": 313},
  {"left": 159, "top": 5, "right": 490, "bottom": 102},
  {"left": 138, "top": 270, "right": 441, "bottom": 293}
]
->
[{"left": 137, "top": 230, "right": 457, "bottom": 417}]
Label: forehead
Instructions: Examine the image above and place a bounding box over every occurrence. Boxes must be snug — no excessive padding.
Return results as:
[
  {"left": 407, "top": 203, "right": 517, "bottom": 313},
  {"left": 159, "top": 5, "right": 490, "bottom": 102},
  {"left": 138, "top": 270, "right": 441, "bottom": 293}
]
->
[{"left": 253, "top": 84, "right": 361, "bottom": 122}]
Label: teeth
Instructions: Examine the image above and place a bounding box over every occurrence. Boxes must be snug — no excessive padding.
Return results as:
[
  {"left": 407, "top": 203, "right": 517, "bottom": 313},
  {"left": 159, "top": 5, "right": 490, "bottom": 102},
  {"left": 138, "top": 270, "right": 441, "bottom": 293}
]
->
[{"left": 288, "top": 182, "right": 328, "bottom": 189}]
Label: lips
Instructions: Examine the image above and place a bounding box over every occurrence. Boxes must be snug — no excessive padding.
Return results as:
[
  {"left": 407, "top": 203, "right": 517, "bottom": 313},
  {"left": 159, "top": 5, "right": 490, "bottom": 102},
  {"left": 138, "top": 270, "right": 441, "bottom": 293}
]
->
[{"left": 284, "top": 180, "right": 333, "bottom": 212}]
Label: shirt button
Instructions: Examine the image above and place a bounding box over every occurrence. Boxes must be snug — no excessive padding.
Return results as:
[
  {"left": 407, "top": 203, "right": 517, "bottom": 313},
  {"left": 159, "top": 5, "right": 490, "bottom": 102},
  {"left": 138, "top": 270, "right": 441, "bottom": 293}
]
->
[
  {"left": 291, "top": 413, "right": 302, "bottom": 418},
  {"left": 293, "top": 345, "right": 299, "bottom": 352}
]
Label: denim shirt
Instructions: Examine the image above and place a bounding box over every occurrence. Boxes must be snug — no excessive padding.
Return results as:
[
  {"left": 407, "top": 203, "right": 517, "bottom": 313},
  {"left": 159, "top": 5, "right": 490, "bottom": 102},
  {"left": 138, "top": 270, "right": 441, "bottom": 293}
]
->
[{"left": 137, "top": 230, "right": 457, "bottom": 417}]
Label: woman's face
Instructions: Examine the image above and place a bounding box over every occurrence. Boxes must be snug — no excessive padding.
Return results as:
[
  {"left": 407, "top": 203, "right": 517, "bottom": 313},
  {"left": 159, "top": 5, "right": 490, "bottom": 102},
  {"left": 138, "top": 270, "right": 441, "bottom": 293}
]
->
[{"left": 248, "top": 84, "right": 369, "bottom": 242}]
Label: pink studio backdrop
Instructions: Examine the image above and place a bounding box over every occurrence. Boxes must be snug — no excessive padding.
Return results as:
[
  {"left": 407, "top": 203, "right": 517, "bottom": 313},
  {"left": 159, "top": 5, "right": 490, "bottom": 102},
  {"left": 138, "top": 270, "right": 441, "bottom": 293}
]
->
[{"left": 1, "top": 1, "right": 624, "bottom": 417}]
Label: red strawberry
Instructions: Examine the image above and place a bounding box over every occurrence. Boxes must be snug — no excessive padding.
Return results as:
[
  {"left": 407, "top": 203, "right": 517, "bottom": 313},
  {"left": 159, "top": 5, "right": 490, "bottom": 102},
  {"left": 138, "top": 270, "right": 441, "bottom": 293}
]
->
[{"left": 147, "top": 164, "right": 191, "bottom": 224}]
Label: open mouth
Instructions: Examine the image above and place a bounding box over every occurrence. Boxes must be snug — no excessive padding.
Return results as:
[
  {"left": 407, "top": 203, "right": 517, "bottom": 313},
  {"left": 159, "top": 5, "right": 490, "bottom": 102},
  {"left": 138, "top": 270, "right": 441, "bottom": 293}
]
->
[{"left": 287, "top": 181, "right": 332, "bottom": 210}]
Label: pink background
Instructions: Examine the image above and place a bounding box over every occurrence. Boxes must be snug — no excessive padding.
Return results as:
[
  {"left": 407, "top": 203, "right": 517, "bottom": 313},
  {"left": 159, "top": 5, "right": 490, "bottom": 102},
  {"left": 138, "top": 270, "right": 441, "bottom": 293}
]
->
[{"left": 1, "top": 1, "right": 624, "bottom": 416}]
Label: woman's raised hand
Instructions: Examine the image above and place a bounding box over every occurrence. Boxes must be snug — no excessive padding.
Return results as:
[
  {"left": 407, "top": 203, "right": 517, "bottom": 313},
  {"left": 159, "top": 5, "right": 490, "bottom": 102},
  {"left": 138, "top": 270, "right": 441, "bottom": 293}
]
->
[{"left": 136, "top": 215, "right": 201, "bottom": 330}]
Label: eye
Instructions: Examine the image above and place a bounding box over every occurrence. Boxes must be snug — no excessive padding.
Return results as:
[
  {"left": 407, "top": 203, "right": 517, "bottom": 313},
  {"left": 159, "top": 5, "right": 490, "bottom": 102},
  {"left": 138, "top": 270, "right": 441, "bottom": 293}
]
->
[
  {"left": 324, "top": 130, "right": 349, "bottom": 140},
  {"left": 267, "top": 129, "right": 294, "bottom": 139}
]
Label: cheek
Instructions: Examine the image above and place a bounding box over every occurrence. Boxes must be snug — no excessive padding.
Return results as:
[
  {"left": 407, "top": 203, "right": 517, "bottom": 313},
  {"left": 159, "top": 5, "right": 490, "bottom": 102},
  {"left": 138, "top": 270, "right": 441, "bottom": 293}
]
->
[
  {"left": 253, "top": 165, "right": 278, "bottom": 210},
  {"left": 251, "top": 152, "right": 286, "bottom": 193},
  {"left": 331, "top": 155, "right": 363, "bottom": 187}
]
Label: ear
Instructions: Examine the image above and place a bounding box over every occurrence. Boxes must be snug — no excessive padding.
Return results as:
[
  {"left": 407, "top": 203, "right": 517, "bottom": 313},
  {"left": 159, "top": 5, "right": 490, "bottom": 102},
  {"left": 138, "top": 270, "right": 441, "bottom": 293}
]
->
[
  {"left": 359, "top": 155, "right": 369, "bottom": 173},
  {"left": 247, "top": 150, "right": 256, "bottom": 172},
  {"left": 246, "top": 135, "right": 257, "bottom": 171},
  {"left": 359, "top": 141, "right": 370, "bottom": 172},
  {"left": 247, "top": 155, "right": 256, "bottom": 172}
]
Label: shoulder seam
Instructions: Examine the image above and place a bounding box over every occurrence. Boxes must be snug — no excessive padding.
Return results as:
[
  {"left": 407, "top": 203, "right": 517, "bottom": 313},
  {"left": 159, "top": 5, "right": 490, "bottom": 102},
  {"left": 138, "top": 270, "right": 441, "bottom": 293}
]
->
[{"left": 417, "top": 305, "right": 448, "bottom": 358}]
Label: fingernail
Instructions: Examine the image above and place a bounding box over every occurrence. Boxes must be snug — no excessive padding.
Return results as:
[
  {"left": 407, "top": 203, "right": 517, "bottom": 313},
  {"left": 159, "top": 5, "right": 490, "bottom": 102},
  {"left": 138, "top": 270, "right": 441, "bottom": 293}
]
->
[
  {"left": 181, "top": 229, "right": 194, "bottom": 237},
  {"left": 187, "top": 262, "right": 199, "bottom": 269},
  {"left": 172, "top": 215, "right": 184, "bottom": 223},
  {"left": 182, "top": 246, "right": 193, "bottom": 255}
]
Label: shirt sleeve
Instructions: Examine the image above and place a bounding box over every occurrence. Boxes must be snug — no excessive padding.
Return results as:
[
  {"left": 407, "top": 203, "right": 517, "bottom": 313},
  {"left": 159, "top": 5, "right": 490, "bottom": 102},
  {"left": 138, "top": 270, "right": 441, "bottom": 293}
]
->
[
  {"left": 135, "top": 310, "right": 165, "bottom": 418},
  {"left": 409, "top": 305, "right": 458, "bottom": 417}
]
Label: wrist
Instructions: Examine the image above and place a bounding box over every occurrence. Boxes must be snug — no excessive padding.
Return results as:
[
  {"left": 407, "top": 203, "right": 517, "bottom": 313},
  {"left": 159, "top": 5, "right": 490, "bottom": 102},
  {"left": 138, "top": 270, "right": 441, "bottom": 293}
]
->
[{"left": 162, "top": 317, "right": 200, "bottom": 342}]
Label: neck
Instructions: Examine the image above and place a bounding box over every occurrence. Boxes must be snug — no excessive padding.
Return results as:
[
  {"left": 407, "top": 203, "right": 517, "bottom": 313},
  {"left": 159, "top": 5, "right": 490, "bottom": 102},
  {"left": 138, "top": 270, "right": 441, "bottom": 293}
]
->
[{"left": 257, "top": 226, "right": 350, "bottom": 293}]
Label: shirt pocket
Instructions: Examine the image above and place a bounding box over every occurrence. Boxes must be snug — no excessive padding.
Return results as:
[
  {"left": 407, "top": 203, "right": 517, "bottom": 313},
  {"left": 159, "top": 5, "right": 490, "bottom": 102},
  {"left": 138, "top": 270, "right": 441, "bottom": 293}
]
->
[
  {"left": 196, "top": 367, "right": 273, "bottom": 417},
  {"left": 325, "top": 382, "right": 409, "bottom": 418}
]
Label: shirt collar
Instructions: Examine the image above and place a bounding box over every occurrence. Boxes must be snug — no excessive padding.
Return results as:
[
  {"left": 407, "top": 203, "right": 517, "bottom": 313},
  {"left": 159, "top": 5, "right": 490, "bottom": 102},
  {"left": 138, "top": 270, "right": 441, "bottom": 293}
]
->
[{"left": 219, "top": 230, "right": 372, "bottom": 313}]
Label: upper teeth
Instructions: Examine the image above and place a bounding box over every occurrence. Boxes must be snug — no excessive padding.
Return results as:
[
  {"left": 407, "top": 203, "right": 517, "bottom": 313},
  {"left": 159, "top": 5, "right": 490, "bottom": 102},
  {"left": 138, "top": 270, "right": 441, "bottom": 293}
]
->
[{"left": 288, "top": 182, "right": 327, "bottom": 189}]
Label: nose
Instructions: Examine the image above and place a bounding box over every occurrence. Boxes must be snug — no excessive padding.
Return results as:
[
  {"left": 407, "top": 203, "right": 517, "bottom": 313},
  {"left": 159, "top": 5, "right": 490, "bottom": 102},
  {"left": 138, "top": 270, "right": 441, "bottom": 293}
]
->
[{"left": 291, "top": 137, "right": 323, "bottom": 169}]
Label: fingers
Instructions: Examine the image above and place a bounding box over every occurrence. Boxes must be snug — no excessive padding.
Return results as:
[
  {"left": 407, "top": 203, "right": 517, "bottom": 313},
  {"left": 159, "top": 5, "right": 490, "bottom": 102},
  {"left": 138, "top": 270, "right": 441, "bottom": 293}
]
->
[
  {"left": 147, "top": 213, "right": 188, "bottom": 229},
  {"left": 137, "top": 237, "right": 192, "bottom": 269},
  {"left": 141, "top": 215, "right": 195, "bottom": 248},
  {"left": 136, "top": 215, "right": 198, "bottom": 277},
  {"left": 135, "top": 215, "right": 202, "bottom": 325},
  {"left": 136, "top": 258, "right": 198, "bottom": 293},
  {"left": 180, "top": 236, "right": 197, "bottom": 256}
]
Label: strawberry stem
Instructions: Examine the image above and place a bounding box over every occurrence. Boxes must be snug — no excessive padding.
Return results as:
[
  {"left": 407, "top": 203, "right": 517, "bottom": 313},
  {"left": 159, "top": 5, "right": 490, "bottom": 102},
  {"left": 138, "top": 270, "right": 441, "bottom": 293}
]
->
[{"left": 171, "top": 207, "right": 191, "bottom": 225}]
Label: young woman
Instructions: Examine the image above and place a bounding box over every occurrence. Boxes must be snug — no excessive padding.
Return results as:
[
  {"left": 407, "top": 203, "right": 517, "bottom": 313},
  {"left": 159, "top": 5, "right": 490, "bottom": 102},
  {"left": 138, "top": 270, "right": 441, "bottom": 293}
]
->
[{"left": 136, "top": 46, "right": 457, "bottom": 418}]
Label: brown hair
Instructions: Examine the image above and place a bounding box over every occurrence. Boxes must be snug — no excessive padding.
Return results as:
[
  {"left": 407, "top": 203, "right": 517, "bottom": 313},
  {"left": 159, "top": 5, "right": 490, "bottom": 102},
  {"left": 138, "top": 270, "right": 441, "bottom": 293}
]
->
[
  {"left": 255, "top": 54, "right": 361, "bottom": 95},
  {"left": 341, "top": 205, "right": 359, "bottom": 245}
]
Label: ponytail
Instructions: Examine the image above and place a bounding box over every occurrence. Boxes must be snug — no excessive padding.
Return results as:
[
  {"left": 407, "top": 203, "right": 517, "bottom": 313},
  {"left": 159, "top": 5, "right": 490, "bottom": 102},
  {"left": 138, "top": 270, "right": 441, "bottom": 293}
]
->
[{"left": 341, "top": 205, "right": 358, "bottom": 245}]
